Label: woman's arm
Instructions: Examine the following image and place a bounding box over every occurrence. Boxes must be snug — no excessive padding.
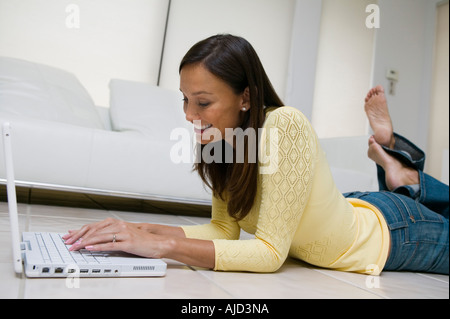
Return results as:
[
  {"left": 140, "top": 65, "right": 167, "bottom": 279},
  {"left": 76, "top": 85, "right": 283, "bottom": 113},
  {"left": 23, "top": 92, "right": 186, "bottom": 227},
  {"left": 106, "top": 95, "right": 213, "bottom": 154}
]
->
[
  {"left": 211, "top": 107, "right": 318, "bottom": 272},
  {"left": 140, "top": 222, "right": 187, "bottom": 238},
  {"left": 165, "top": 236, "right": 215, "bottom": 269},
  {"left": 63, "top": 218, "right": 215, "bottom": 269},
  {"left": 63, "top": 192, "right": 239, "bottom": 270}
]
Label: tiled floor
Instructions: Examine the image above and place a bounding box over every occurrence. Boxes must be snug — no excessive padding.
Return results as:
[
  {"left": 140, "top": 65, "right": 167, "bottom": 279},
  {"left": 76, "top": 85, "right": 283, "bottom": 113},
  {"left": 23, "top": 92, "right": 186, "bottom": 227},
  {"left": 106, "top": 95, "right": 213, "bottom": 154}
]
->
[{"left": 0, "top": 202, "right": 448, "bottom": 299}]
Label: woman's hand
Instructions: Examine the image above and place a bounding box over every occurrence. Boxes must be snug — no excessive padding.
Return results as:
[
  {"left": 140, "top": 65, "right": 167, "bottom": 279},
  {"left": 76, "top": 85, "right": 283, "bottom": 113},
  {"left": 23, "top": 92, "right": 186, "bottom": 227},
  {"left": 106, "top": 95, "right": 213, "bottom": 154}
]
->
[
  {"left": 63, "top": 217, "right": 216, "bottom": 269},
  {"left": 62, "top": 218, "right": 171, "bottom": 259}
]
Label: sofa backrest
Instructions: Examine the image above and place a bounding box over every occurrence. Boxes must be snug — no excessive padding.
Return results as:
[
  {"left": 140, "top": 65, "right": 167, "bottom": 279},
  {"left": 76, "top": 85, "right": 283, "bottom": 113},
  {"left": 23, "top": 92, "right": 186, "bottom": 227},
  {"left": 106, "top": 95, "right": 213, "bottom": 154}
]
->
[
  {"left": 0, "top": 57, "right": 105, "bottom": 129},
  {"left": 109, "top": 78, "right": 190, "bottom": 140}
]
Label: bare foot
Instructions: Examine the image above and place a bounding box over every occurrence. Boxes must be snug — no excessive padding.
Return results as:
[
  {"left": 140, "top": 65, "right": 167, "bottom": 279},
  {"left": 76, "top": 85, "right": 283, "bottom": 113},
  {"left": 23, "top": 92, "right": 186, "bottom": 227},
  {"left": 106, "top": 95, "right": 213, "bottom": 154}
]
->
[
  {"left": 368, "top": 136, "right": 419, "bottom": 190},
  {"left": 364, "top": 86, "right": 395, "bottom": 149}
]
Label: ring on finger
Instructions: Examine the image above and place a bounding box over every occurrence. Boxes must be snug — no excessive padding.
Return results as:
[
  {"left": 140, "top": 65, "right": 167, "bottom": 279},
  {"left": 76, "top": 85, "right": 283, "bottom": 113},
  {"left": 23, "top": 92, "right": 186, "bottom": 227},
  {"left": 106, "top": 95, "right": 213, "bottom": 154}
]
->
[{"left": 112, "top": 234, "right": 117, "bottom": 243}]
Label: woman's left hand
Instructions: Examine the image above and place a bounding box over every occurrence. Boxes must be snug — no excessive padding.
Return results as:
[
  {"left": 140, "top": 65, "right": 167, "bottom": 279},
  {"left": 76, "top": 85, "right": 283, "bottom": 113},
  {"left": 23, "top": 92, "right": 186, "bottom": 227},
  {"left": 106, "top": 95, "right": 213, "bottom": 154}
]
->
[{"left": 62, "top": 218, "right": 170, "bottom": 259}]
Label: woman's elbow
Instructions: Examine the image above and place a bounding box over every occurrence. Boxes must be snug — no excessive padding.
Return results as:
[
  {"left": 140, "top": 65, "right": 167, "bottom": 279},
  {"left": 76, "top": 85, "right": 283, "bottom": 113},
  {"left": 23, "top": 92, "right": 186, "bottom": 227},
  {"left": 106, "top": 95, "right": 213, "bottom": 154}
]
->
[{"left": 255, "top": 255, "right": 286, "bottom": 273}]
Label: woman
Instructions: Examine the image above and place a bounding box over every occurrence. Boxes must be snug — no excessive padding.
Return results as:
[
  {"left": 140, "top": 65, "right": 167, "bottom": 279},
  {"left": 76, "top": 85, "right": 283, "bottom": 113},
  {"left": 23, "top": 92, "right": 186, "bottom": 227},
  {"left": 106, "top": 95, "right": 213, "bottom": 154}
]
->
[{"left": 64, "top": 34, "right": 448, "bottom": 275}]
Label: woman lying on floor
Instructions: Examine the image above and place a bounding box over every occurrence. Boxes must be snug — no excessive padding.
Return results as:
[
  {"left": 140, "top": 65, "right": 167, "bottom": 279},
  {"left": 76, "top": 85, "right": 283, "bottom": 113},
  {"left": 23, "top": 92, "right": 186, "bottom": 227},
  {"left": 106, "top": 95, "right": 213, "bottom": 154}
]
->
[{"left": 64, "top": 34, "right": 449, "bottom": 275}]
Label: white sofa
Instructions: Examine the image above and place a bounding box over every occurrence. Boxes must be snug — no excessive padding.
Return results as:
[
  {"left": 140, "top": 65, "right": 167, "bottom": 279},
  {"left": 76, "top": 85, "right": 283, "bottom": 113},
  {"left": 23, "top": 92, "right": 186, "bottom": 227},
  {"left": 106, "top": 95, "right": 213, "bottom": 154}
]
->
[{"left": 0, "top": 57, "right": 378, "bottom": 213}]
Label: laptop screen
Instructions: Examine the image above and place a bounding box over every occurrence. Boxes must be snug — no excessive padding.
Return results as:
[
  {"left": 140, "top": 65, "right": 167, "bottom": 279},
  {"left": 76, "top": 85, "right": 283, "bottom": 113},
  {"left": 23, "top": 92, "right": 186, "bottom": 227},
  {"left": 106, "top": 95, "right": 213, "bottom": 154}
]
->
[{"left": 2, "top": 122, "right": 23, "bottom": 274}]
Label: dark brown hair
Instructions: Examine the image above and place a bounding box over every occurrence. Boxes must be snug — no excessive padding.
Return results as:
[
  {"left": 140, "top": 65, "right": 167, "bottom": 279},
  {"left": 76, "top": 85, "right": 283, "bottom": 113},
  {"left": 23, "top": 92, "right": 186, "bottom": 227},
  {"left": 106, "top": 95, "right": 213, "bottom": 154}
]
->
[{"left": 179, "top": 34, "right": 283, "bottom": 220}]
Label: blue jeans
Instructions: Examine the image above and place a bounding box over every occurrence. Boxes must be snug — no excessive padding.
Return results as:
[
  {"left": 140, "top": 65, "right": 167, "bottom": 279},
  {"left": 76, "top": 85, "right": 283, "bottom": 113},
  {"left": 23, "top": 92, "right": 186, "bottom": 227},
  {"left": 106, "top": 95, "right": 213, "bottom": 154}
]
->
[{"left": 345, "top": 134, "right": 449, "bottom": 275}]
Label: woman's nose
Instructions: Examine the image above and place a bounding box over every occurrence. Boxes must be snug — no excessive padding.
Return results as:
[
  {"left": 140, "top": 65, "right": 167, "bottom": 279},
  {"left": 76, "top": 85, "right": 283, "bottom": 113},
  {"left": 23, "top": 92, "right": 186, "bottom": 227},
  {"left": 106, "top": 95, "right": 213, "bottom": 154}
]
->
[{"left": 184, "top": 103, "right": 199, "bottom": 123}]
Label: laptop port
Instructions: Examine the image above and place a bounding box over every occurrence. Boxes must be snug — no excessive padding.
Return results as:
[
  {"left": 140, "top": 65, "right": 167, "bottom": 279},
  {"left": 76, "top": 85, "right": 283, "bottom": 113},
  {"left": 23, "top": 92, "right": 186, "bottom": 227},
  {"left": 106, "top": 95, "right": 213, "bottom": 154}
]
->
[
  {"left": 92, "top": 269, "right": 101, "bottom": 273},
  {"left": 80, "top": 269, "right": 89, "bottom": 273},
  {"left": 68, "top": 268, "right": 76, "bottom": 273},
  {"left": 55, "top": 267, "right": 64, "bottom": 273},
  {"left": 42, "top": 267, "right": 50, "bottom": 273},
  {"left": 104, "top": 269, "right": 111, "bottom": 273}
]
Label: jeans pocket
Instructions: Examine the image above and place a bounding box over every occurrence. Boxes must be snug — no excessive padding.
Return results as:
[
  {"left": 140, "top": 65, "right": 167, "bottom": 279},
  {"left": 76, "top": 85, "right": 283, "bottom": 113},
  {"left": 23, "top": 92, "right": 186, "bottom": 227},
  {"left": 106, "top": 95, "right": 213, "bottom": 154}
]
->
[
  {"left": 414, "top": 198, "right": 446, "bottom": 223},
  {"left": 357, "top": 191, "right": 448, "bottom": 273},
  {"left": 384, "top": 221, "right": 411, "bottom": 271},
  {"left": 388, "top": 220, "right": 409, "bottom": 231}
]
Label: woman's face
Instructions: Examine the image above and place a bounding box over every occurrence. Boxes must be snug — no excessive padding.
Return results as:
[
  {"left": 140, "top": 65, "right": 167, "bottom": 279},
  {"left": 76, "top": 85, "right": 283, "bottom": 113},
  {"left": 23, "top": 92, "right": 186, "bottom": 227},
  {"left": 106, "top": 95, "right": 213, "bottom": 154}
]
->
[{"left": 180, "top": 63, "right": 248, "bottom": 145}]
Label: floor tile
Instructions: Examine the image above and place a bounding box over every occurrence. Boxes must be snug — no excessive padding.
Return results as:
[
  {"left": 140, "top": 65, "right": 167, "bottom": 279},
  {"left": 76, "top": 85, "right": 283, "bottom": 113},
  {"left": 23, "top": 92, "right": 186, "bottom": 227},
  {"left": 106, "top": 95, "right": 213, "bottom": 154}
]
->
[
  {"left": 0, "top": 201, "right": 448, "bottom": 299},
  {"left": 27, "top": 204, "right": 112, "bottom": 220},
  {"left": 22, "top": 261, "right": 232, "bottom": 299},
  {"left": 195, "top": 259, "right": 382, "bottom": 299},
  {"left": 312, "top": 267, "right": 449, "bottom": 299},
  {"left": 0, "top": 263, "right": 23, "bottom": 298},
  {"left": 111, "top": 210, "right": 190, "bottom": 226}
]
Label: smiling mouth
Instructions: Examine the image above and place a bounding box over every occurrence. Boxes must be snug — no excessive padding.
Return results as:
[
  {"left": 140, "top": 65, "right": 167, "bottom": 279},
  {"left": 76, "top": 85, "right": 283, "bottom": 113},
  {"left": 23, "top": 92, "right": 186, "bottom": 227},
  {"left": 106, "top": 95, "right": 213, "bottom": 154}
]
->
[{"left": 194, "top": 124, "right": 213, "bottom": 134}]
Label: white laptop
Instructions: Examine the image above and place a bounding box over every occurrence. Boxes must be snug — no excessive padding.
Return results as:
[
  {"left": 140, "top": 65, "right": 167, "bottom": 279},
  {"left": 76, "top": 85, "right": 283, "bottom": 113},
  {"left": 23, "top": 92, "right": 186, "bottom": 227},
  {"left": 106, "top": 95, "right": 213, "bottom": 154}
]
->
[{"left": 2, "top": 122, "right": 167, "bottom": 277}]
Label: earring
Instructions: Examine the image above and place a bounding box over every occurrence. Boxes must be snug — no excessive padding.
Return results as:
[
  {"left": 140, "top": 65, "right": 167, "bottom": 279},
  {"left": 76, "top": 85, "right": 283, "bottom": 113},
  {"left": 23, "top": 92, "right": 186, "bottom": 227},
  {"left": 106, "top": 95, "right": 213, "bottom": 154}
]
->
[{"left": 242, "top": 107, "right": 247, "bottom": 111}]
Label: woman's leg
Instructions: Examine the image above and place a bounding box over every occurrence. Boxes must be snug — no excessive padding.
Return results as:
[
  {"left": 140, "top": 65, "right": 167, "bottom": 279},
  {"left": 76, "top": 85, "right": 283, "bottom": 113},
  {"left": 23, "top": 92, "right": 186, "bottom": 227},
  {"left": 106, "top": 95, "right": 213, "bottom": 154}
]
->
[
  {"left": 365, "top": 86, "right": 449, "bottom": 218},
  {"left": 365, "top": 86, "right": 420, "bottom": 189},
  {"left": 350, "top": 86, "right": 450, "bottom": 274},
  {"left": 368, "top": 136, "right": 420, "bottom": 191},
  {"left": 345, "top": 191, "right": 449, "bottom": 274},
  {"left": 364, "top": 85, "right": 395, "bottom": 149},
  {"left": 368, "top": 138, "right": 449, "bottom": 218}
]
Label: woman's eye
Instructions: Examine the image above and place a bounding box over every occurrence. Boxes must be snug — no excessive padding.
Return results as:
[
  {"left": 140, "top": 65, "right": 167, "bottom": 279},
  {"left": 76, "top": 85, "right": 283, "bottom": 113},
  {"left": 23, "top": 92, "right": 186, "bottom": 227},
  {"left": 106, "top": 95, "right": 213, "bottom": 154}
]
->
[{"left": 181, "top": 97, "right": 209, "bottom": 107}]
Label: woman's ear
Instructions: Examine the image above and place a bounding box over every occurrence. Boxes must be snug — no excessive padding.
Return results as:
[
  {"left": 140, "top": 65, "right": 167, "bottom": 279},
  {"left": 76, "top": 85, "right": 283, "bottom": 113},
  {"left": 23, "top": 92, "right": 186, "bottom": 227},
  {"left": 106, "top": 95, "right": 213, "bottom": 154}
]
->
[{"left": 241, "top": 87, "right": 250, "bottom": 111}]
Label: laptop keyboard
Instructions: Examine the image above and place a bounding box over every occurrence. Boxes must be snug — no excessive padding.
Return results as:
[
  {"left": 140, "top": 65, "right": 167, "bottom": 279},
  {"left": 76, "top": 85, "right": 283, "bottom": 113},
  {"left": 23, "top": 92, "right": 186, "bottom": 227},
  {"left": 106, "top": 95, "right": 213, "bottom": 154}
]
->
[{"left": 35, "top": 233, "right": 111, "bottom": 265}]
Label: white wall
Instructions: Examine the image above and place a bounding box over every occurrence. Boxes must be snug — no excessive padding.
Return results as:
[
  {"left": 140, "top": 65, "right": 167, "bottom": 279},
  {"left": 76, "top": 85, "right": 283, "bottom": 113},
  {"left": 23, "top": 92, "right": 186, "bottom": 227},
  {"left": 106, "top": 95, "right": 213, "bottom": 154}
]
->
[
  {"left": 426, "top": 2, "right": 449, "bottom": 181},
  {"left": 284, "top": 0, "right": 322, "bottom": 121},
  {"left": 311, "top": 0, "right": 376, "bottom": 138},
  {"left": 285, "top": 0, "right": 446, "bottom": 153},
  {"left": 0, "top": 0, "right": 169, "bottom": 107},
  {"left": 158, "top": 0, "right": 296, "bottom": 101},
  {"left": 1, "top": 0, "right": 445, "bottom": 170},
  {"left": 0, "top": 0, "right": 295, "bottom": 108},
  {"left": 372, "top": 0, "right": 441, "bottom": 151}
]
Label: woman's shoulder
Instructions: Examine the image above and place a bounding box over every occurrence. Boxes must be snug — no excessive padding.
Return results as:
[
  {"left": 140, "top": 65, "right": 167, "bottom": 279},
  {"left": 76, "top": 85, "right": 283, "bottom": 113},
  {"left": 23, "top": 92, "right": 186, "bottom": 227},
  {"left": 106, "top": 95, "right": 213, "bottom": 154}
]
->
[{"left": 264, "top": 106, "right": 311, "bottom": 130}]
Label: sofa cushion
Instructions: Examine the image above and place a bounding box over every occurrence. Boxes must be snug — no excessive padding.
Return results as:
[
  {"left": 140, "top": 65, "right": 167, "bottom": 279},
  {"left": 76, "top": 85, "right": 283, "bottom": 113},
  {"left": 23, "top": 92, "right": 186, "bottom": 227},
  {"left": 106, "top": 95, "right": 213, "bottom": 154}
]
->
[
  {"left": 0, "top": 57, "right": 104, "bottom": 129},
  {"left": 109, "top": 79, "right": 189, "bottom": 141},
  {"left": 319, "top": 135, "right": 378, "bottom": 193}
]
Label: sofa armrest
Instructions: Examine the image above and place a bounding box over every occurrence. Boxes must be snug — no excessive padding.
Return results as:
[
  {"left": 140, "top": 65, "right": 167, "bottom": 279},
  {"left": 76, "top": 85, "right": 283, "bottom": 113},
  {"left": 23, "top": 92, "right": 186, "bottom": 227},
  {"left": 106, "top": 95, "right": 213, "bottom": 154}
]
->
[
  {"left": 86, "top": 129, "right": 210, "bottom": 201},
  {"left": 0, "top": 116, "right": 95, "bottom": 186},
  {"left": 0, "top": 115, "right": 211, "bottom": 203}
]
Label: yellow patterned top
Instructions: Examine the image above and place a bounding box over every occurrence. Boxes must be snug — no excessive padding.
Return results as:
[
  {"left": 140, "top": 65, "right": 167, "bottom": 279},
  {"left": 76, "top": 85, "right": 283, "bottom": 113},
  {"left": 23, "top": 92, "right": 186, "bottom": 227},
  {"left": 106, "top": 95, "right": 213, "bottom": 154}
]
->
[{"left": 182, "top": 107, "right": 390, "bottom": 275}]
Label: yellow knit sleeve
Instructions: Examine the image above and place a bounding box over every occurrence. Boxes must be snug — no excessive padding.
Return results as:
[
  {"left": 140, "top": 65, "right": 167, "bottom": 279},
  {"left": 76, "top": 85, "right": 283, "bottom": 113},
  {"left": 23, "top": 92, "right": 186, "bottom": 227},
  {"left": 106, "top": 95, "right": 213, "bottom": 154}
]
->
[
  {"left": 213, "top": 107, "right": 318, "bottom": 272},
  {"left": 181, "top": 194, "right": 240, "bottom": 241}
]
